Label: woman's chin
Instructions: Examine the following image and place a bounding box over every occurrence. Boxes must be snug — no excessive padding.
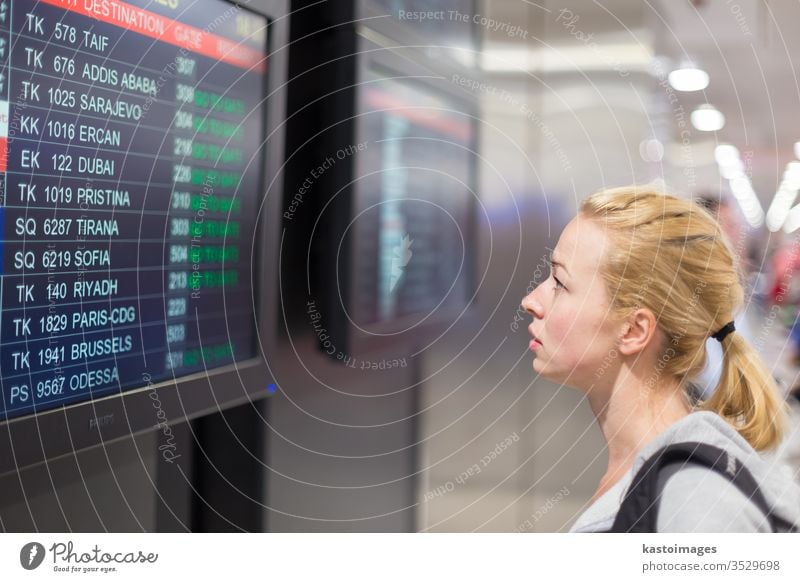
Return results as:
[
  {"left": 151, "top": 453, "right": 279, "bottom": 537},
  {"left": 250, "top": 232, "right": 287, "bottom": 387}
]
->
[
  {"left": 532, "top": 358, "right": 576, "bottom": 388},
  {"left": 532, "top": 356, "right": 549, "bottom": 376}
]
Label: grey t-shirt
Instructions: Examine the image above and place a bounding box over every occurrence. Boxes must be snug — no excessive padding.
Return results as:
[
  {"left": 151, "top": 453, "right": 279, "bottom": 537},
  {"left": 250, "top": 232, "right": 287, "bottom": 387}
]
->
[{"left": 569, "top": 411, "right": 800, "bottom": 532}]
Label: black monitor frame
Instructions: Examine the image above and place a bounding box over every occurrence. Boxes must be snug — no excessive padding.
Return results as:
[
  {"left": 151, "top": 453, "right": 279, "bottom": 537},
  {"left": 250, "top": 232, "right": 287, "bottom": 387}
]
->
[{"left": 0, "top": 0, "right": 288, "bottom": 475}]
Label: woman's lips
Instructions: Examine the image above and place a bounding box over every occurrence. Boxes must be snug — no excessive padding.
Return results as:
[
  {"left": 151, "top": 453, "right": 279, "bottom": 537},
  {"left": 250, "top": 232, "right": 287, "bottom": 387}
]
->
[{"left": 528, "top": 326, "right": 542, "bottom": 351}]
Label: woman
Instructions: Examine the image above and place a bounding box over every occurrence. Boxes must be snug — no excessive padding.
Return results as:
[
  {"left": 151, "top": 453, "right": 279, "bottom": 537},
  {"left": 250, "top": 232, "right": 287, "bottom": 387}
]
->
[{"left": 521, "top": 186, "right": 800, "bottom": 532}]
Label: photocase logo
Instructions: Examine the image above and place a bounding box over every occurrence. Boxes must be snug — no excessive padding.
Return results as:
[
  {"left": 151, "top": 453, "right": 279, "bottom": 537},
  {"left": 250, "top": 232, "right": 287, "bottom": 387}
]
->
[
  {"left": 20, "top": 542, "right": 45, "bottom": 570},
  {"left": 389, "top": 234, "right": 413, "bottom": 292}
]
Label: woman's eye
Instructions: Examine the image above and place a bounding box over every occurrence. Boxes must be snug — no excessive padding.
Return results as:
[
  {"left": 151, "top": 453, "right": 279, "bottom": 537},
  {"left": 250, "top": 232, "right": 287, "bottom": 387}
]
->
[{"left": 547, "top": 264, "right": 565, "bottom": 291}]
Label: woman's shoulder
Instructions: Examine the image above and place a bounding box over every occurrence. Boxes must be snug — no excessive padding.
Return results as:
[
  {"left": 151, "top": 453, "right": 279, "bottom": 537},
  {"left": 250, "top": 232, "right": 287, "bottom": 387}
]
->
[
  {"left": 655, "top": 462, "right": 773, "bottom": 532},
  {"left": 634, "top": 411, "right": 800, "bottom": 532}
]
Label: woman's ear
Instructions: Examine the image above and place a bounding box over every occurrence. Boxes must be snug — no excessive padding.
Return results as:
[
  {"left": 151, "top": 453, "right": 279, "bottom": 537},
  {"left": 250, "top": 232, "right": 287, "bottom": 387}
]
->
[{"left": 617, "top": 309, "right": 658, "bottom": 356}]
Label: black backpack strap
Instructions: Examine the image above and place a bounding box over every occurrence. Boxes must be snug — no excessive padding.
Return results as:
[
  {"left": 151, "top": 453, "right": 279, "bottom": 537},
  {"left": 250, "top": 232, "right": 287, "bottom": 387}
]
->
[{"left": 607, "top": 441, "right": 799, "bottom": 532}]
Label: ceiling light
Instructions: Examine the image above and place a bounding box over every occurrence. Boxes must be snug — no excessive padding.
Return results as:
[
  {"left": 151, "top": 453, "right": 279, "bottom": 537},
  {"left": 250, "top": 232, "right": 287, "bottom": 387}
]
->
[
  {"left": 720, "top": 162, "right": 745, "bottom": 180},
  {"left": 668, "top": 67, "right": 709, "bottom": 91},
  {"left": 691, "top": 105, "right": 725, "bottom": 132},
  {"left": 714, "top": 144, "right": 740, "bottom": 167},
  {"left": 639, "top": 139, "right": 664, "bottom": 162}
]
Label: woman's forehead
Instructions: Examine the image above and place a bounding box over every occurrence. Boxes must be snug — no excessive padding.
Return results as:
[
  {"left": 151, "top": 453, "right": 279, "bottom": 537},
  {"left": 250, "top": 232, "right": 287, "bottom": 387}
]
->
[{"left": 556, "top": 217, "right": 610, "bottom": 272}]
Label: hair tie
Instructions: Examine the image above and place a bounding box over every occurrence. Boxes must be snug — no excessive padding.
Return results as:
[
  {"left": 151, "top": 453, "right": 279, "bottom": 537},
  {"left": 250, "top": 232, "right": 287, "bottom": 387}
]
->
[{"left": 711, "top": 320, "right": 736, "bottom": 342}]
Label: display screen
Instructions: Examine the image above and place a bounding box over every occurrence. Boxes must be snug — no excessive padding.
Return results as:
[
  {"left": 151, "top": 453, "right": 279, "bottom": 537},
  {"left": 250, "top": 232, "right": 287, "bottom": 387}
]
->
[
  {"left": 350, "top": 71, "right": 474, "bottom": 327},
  {"left": 0, "top": 0, "right": 268, "bottom": 421}
]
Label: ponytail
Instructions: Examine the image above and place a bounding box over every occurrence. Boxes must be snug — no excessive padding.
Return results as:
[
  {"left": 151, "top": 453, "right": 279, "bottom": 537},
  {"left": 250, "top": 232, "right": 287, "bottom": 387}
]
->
[{"left": 701, "top": 333, "right": 788, "bottom": 451}]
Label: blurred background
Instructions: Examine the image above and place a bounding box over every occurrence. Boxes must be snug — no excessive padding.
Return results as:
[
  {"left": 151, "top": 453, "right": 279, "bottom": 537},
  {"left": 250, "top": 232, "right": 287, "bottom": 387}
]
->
[
  {"left": 3, "top": 0, "right": 800, "bottom": 533},
  {"left": 270, "top": 0, "right": 800, "bottom": 532}
]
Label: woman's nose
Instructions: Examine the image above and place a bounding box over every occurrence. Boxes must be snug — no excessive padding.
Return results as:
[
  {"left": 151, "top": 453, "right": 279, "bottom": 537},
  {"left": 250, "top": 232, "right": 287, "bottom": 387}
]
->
[{"left": 521, "top": 290, "right": 543, "bottom": 318}]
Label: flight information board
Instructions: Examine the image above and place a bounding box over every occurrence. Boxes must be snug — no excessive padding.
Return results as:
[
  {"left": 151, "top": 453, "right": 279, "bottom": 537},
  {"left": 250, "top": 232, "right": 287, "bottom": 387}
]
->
[
  {"left": 352, "top": 71, "right": 474, "bottom": 326},
  {"left": 0, "top": 0, "right": 268, "bottom": 421}
]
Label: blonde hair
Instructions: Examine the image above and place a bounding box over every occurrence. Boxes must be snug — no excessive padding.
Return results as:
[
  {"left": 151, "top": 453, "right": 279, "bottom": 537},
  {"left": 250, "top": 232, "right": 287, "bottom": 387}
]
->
[{"left": 579, "top": 185, "right": 787, "bottom": 451}]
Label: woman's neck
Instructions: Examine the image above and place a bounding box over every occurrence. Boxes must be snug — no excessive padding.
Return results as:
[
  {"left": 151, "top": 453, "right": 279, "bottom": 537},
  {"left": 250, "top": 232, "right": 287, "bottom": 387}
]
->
[{"left": 587, "top": 375, "right": 692, "bottom": 501}]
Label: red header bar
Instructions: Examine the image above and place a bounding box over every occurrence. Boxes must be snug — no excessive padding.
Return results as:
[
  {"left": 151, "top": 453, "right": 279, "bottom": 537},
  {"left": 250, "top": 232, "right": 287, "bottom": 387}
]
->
[
  {"left": 364, "top": 89, "right": 472, "bottom": 142},
  {"left": 40, "top": 0, "right": 266, "bottom": 73}
]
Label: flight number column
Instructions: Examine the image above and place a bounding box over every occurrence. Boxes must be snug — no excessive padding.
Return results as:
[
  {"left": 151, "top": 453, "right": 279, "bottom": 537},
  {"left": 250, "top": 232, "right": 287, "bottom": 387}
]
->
[{"left": 1, "top": 3, "right": 173, "bottom": 415}]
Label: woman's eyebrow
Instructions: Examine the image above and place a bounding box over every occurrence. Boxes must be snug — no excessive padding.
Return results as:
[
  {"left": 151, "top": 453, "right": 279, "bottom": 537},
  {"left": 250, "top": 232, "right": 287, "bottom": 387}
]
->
[{"left": 546, "top": 247, "right": 570, "bottom": 276}]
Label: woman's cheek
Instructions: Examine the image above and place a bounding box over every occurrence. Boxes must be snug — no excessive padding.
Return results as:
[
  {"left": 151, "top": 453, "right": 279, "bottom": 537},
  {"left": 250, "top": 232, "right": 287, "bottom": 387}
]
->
[{"left": 547, "top": 308, "right": 574, "bottom": 345}]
